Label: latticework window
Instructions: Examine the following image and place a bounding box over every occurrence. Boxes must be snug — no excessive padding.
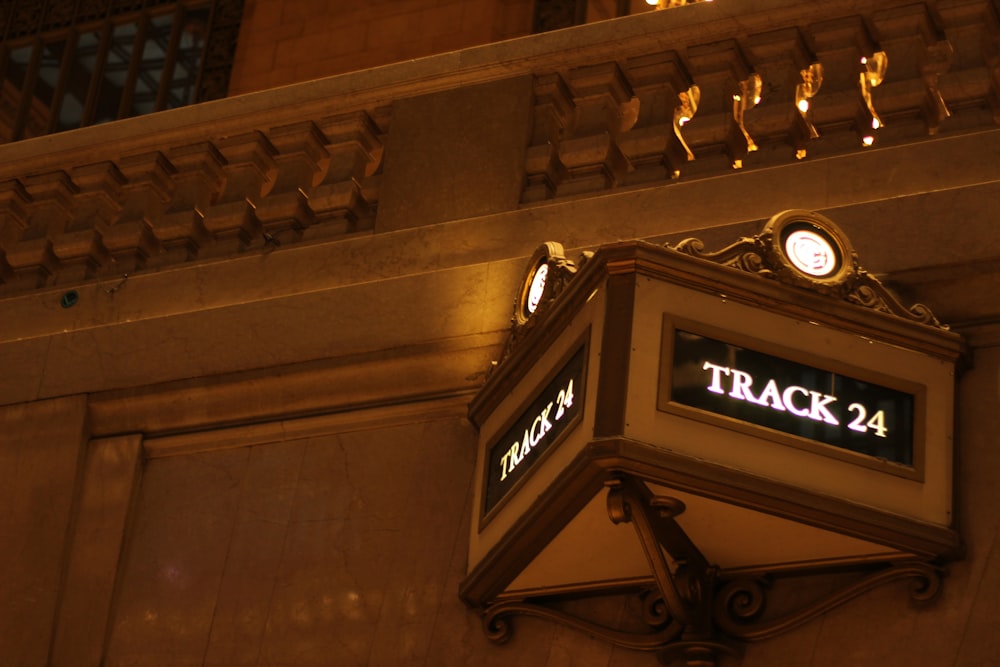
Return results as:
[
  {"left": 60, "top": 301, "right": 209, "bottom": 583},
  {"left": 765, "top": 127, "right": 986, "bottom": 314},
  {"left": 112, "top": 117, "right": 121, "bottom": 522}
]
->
[{"left": 0, "top": 0, "right": 243, "bottom": 143}]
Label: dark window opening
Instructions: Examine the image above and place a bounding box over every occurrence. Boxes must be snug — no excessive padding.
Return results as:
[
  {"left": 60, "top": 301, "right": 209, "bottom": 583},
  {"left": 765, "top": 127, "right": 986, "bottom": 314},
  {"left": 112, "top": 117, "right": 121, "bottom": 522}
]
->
[
  {"left": 532, "top": 0, "right": 705, "bottom": 34},
  {"left": 0, "top": 0, "right": 243, "bottom": 143}
]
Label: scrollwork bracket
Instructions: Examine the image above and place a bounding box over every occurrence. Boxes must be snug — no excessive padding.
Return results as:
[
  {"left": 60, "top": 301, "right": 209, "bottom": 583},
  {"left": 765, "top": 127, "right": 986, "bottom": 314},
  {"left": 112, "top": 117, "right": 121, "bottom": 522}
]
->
[{"left": 478, "top": 475, "right": 946, "bottom": 667}]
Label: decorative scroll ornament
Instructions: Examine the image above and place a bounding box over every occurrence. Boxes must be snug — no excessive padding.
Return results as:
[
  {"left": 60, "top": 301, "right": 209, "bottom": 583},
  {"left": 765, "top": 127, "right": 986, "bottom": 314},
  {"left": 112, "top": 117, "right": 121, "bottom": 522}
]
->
[
  {"left": 671, "top": 209, "right": 947, "bottom": 329},
  {"left": 859, "top": 51, "right": 888, "bottom": 146},
  {"left": 921, "top": 40, "right": 953, "bottom": 135},
  {"left": 713, "top": 561, "right": 942, "bottom": 643},
  {"left": 732, "top": 74, "right": 762, "bottom": 169},
  {"left": 794, "top": 63, "right": 823, "bottom": 159},
  {"left": 484, "top": 590, "right": 683, "bottom": 651},
  {"left": 673, "top": 85, "right": 701, "bottom": 167},
  {"left": 481, "top": 475, "right": 945, "bottom": 666}
]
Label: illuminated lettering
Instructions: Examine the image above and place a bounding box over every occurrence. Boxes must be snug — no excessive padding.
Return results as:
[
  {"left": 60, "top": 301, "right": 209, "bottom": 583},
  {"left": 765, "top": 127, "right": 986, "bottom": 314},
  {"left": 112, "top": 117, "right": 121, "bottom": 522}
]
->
[
  {"left": 510, "top": 438, "right": 524, "bottom": 466},
  {"left": 519, "top": 429, "right": 531, "bottom": 460},
  {"left": 847, "top": 403, "right": 888, "bottom": 437},
  {"left": 485, "top": 347, "right": 587, "bottom": 513},
  {"left": 673, "top": 332, "right": 911, "bottom": 467},
  {"left": 700, "top": 363, "right": 843, "bottom": 427},
  {"left": 755, "top": 379, "right": 786, "bottom": 411},
  {"left": 530, "top": 403, "right": 554, "bottom": 446},
  {"left": 702, "top": 361, "right": 730, "bottom": 394},
  {"left": 808, "top": 391, "right": 839, "bottom": 425},
  {"left": 497, "top": 377, "right": 578, "bottom": 483},
  {"left": 783, "top": 385, "right": 810, "bottom": 417},
  {"left": 728, "top": 369, "right": 757, "bottom": 402}
]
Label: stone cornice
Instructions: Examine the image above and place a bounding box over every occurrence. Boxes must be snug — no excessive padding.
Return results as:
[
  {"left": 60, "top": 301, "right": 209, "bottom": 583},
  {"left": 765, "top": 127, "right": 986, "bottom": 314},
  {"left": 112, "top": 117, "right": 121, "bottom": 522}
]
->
[
  {"left": 0, "top": 0, "right": 997, "bottom": 294},
  {"left": 0, "top": 0, "right": 996, "bottom": 176}
]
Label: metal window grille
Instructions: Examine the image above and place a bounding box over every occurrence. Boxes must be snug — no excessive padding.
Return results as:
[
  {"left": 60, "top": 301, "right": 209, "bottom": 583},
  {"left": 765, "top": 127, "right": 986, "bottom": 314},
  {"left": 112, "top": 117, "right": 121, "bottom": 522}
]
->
[{"left": 0, "top": 0, "right": 243, "bottom": 143}]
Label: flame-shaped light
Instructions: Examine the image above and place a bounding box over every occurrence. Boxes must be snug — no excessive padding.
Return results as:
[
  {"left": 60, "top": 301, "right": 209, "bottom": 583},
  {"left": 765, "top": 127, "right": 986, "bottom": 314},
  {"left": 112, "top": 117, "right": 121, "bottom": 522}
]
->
[
  {"left": 794, "top": 63, "right": 823, "bottom": 159},
  {"left": 860, "top": 51, "right": 888, "bottom": 146},
  {"left": 732, "top": 73, "right": 763, "bottom": 167},
  {"left": 673, "top": 85, "right": 701, "bottom": 167}
]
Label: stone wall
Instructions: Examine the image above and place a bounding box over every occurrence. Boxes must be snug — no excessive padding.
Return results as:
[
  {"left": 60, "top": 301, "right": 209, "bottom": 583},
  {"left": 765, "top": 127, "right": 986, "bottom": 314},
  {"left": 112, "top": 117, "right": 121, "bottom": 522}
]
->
[
  {"left": 1, "top": 2, "right": 1000, "bottom": 665},
  {"left": 229, "top": 0, "right": 534, "bottom": 95}
]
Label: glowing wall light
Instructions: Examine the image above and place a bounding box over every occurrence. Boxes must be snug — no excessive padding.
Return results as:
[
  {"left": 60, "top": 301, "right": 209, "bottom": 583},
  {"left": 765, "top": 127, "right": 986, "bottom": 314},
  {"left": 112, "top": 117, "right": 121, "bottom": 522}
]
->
[
  {"left": 794, "top": 63, "right": 823, "bottom": 159},
  {"left": 732, "top": 74, "right": 762, "bottom": 168},
  {"left": 859, "top": 51, "right": 888, "bottom": 146},
  {"left": 672, "top": 85, "right": 701, "bottom": 169}
]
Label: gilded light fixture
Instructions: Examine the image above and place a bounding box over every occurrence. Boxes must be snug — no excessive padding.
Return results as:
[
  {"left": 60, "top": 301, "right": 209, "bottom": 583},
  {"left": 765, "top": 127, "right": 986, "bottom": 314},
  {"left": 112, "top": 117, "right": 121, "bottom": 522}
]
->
[
  {"left": 654, "top": 0, "right": 714, "bottom": 7},
  {"left": 731, "top": 74, "right": 762, "bottom": 169},
  {"left": 922, "top": 40, "right": 953, "bottom": 135},
  {"left": 859, "top": 51, "right": 888, "bottom": 146},
  {"left": 672, "top": 85, "right": 701, "bottom": 170},
  {"left": 794, "top": 63, "right": 823, "bottom": 159}
]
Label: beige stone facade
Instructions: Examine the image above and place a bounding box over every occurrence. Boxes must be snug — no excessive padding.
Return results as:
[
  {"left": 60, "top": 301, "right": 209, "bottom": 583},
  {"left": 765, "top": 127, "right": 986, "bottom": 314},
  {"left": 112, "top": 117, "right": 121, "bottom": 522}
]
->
[
  {"left": 229, "top": 0, "right": 536, "bottom": 95},
  {"left": 2, "top": 0, "right": 1000, "bottom": 665}
]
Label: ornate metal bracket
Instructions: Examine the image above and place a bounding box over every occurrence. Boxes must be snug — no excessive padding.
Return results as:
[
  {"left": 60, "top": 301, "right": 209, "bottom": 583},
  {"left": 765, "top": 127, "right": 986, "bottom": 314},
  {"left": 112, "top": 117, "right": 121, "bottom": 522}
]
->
[
  {"left": 480, "top": 474, "right": 944, "bottom": 666},
  {"left": 484, "top": 590, "right": 682, "bottom": 651}
]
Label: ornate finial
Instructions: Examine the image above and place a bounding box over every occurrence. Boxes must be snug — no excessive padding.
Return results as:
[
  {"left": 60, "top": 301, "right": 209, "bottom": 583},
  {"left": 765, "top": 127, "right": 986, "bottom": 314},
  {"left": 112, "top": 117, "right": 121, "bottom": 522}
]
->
[
  {"left": 492, "top": 243, "right": 592, "bottom": 372},
  {"left": 670, "top": 210, "right": 948, "bottom": 329}
]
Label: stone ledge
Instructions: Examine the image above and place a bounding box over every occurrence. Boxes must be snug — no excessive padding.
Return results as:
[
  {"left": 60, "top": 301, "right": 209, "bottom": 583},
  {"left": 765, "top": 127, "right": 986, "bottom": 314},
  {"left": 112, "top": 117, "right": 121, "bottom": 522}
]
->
[{"left": 87, "top": 336, "right": 501, "bottom": 439}]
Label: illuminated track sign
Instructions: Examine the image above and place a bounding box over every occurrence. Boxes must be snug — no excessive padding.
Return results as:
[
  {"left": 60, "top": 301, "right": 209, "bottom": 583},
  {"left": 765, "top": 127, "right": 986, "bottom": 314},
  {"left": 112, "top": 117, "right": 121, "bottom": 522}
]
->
[
  {"left": 670, "top": 331, "right": 915, "bottom": 465},
  {"left": 484, "top": 347, "right": 585, "bottom": 514}
]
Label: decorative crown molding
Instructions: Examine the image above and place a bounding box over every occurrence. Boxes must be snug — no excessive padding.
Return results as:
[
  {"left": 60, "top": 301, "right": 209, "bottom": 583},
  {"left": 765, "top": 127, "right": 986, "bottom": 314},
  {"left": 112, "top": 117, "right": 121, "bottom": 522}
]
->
[{"left": 671, "top": 210, "right": 948, "bottom": 329}]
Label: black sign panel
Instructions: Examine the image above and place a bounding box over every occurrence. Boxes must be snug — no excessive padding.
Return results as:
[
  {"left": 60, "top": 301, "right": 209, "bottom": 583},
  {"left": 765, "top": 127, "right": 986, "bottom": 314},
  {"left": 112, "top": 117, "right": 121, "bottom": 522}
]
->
[
  {"left": 484, "top": 346, "right": 585, "bottom": 514},
  {"left": 670, "top": 330, "right": 914, "bottom": 465}
]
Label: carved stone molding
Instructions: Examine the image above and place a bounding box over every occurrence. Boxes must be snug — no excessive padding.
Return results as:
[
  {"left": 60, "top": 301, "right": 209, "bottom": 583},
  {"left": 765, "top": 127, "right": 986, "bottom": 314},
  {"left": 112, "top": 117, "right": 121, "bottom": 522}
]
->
[{"left": 0, "top": 108, "right": 387, "bottom": 294}]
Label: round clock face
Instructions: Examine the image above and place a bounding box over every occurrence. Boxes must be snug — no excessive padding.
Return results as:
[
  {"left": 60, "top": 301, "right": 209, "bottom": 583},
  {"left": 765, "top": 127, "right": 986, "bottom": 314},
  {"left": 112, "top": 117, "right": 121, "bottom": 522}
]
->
[
  {"left": 783, "top": 228, "right": 839, "bottom": 277},
  {"left": 525, "top": 263, "right": 549, "bottom": 315}
]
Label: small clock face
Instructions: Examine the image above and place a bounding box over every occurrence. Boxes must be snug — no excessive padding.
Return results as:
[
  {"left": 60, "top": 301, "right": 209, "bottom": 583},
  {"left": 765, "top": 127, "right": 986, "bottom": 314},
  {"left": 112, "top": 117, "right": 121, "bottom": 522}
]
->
[
  {"left": 783, "top": 228, "right": 839, "bottom": 277},
  {"left": 525, "top": 263, "right": 549, "bottom": 315}
]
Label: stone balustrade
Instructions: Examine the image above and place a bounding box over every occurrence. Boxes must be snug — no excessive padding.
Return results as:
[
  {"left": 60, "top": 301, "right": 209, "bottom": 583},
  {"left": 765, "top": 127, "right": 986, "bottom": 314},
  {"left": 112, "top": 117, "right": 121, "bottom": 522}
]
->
[{"left": 0, "top": 0, "right": 997, "bottom": 294}]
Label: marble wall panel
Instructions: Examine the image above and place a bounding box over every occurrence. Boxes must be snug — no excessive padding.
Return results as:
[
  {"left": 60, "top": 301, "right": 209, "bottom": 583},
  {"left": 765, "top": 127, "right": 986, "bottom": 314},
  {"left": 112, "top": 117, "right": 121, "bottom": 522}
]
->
[
  {"left": 255, "top": 418, "right": 479, "bottom": 665},
  {"left": 50, "top": 434, "right": 143, "bottom": 667},
  {"left": 0, "top": 337, "right": 49, "bottom": 404},
  {"left": 955, "top": 531, "right": 1000, "bottom": 666},
  {"left": 951, "top": 345, "right": 1000, "bottom": 665},
  {"left": 201, "top": 440, "right": 307, "bottom": 665},
  {"left": 105, "top": 446, "right": 252, "bottom": 665},
  {"left": 0, "top": 396, "right": 87, "bottom": 667},
  {"left": 104, "top": 413, "right": 494, "bottom": 666}
]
